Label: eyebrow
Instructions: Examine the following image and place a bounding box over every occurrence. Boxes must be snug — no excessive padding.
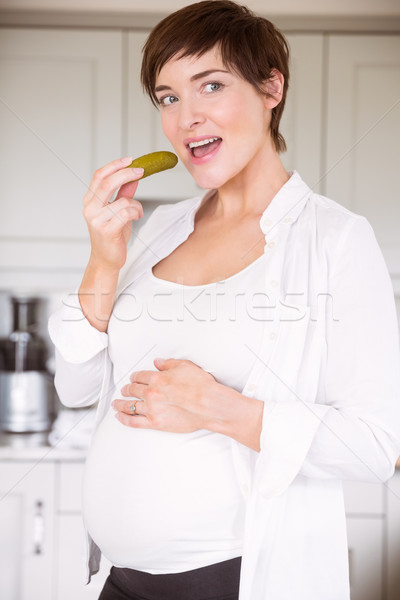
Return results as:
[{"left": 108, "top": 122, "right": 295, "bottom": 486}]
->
[{"left": 155, "top": 69, "right": 230, "bottom": 93}]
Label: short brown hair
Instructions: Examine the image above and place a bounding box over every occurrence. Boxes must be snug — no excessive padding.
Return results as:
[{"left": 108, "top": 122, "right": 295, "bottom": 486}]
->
[{"left": 141, "top": 0, "right": 290, "bottom": 153}]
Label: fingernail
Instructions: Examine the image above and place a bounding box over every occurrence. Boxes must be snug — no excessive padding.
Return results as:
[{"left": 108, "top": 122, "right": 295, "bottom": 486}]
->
[
  {"left": 131, "top": 168, "right": 144, "bottom": 176},
  {"left": 121, "top": 156, "right": 133, "bottom": 165}
]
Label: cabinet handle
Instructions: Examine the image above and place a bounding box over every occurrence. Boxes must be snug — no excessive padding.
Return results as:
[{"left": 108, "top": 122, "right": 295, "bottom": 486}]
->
[{"left": 33, "top": 500, "right": 44, "bottom": 555}]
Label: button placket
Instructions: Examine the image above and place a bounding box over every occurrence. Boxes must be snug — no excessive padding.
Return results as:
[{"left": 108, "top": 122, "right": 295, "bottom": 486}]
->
[
  {"left": 246, "top": 383, "right": 257, "bottom": 393},
  {"left": 261, "top": 216, "right": 273, "bottom": 228}
]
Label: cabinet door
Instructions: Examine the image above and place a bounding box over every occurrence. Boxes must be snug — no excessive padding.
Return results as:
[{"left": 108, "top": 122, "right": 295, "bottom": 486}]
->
[
  {"left": 55, "top": 462, "right": 112, "bottom": 599},
  {"left": 280, "top": 34, "right": 324, "bottom": 192},
  {"left": 343, "top": 479, "right": 384, "bottom": 515},
  {"left": 0, "top": 461, "right": 55, "bottom": 600},
  {"left": 343, "top": 480, "right": 385, "bottom": 600},
  {"left": 387, "top": 471, "right": 400, "bottom": 600},
  {"left": 56, "top": 514, "right": 112, "bottom": 600},
  {"left": 346, "top": 517, "right": 384, "bottom": 600},
  {"left": 324, "top": 35, "right": 400, "bottom": 278},
  {"left": 0, "top": 29, "right": 123, "bottom": 290}
]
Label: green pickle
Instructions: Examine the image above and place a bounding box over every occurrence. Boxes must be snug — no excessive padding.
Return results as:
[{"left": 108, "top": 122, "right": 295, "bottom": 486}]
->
[{"left": 129, "top": 151, "right": 178, "bottom": 179}]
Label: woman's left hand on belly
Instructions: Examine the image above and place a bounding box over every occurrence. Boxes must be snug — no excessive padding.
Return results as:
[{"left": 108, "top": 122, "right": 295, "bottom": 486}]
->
[
  {"left": 112, "top": 357, "right": 264, "bottom": 450},
  {"left": 112, "top": 358, "right": 218, "bottom": 433}
]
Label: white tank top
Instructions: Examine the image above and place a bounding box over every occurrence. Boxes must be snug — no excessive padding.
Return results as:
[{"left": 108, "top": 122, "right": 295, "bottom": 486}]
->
[{"left": 83, "top": 253, "right": 266, "bottom": 574}]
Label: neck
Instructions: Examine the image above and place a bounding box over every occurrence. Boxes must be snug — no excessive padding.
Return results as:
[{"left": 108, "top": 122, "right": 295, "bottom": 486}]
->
[{"left": 207, "top": 144, "right": 290, "bottom": 222}]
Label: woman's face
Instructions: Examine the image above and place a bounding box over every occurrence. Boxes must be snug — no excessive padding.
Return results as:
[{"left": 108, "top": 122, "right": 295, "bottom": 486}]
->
[{"left": 154, "top": 46, "right": 275, "bottom": 190}]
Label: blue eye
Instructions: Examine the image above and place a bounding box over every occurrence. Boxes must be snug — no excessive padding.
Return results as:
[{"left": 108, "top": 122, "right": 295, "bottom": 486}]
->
[
  {"left": 204, "top": 82, "right": 223, "bottom": 93},
  {"left": 159, "top": 95, "right": 178, "bottom": 106}
]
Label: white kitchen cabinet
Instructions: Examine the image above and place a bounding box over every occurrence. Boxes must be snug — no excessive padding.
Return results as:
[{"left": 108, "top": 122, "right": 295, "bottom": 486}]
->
[
  {"left": 343, "top": 479, "right": 385, "bottom": 600},
  {"left": 324, "top": 35, "right": 400, "bottom": 279},
  {"left": 0, "top": 456, "right": 111, "bottom": 600},
  {"left": 343, "top": 479, "right": 385, "bottom": 515},
  {"left": 0, "top": 28, "right": 123, "bottom": 290},
  {"left": 346, "top": 517, "right": 384, "bottom": 600},
  {"left": 0, "top": 461, "right": 56, "bottom": 600},
  {"left": 55, "top": 461, "right": 111, "bottom": 599},
  {"left": 279, "top": 34, "right": 324, "bottom": 192},
  {"left": 387, "top": 470, "right": 400, "bottom": 600},
  {"left": 56, "top": 514, "right": 111, "bottom": 599}
]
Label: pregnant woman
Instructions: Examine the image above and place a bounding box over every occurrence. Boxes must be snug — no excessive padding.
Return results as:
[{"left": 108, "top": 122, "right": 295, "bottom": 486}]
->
[{"left": 49, "top": 2, "right": 400, "bottom": 599}]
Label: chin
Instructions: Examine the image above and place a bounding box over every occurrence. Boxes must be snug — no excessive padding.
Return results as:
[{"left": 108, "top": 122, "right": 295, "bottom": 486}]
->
[
  {"left": 188, "top": 167, "right": 233, "bottom": 191},
  {"left": 193, "top": 176, "right": 225, "bottom": 191}
]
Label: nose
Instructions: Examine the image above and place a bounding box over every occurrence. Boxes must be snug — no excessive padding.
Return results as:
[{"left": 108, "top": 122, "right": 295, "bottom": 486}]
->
[{"left": 178, "top": 98, "right": 206, "bottom": 131}]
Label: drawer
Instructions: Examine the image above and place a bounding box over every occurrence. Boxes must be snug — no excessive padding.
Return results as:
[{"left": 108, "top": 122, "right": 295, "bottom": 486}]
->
[
  {"left": 343, "top": 480, "right": 384, "bottom": 515},
  {"left": 346, "top": 516, "right": 384, "bottom": 600},
  {"left": 58, "top": 462, "right": 85, "bottom": 513}
]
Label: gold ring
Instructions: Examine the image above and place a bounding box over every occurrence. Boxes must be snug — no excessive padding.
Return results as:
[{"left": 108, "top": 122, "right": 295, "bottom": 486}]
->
[{"left": 129, "top": 400, "right": 137, "bottom": 415}]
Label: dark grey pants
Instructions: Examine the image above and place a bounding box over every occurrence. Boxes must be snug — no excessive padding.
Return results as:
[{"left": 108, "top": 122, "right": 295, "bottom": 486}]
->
[{"left": 98, "top": 557, "right": 242, "bottom": 600}]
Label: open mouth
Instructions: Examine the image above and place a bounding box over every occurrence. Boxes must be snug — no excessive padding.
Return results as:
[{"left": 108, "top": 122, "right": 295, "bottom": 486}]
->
[{"left": 188, "top": 137, "right": 222, "bottom": 159}]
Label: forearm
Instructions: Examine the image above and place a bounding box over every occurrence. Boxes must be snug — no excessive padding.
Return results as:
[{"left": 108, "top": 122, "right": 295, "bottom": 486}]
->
[
  {"left": 204, "top": 382, "right": 264, "bottom": 452},
  {"left": 78, "top": 258, "right": 119, "bottom": 332},
  {"left": 77, "top": 157, "right": 144, "bottom": 332}
]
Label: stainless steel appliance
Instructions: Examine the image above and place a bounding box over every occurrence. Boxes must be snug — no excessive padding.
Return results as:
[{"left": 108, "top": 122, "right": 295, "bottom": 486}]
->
[{"left": 0, "top": 295, "right": 57, "bottom": 433}]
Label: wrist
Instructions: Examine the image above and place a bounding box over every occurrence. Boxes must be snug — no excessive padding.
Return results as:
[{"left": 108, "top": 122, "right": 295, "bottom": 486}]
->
[
  {"left": 203, "top": 382, "right": 264, "bottom": 452},
  {"left": 86, "top": 254, "right": 121, "bottom": 281},
  {"left": 78, "top": 257, "right": 120, "bottom": 332}
]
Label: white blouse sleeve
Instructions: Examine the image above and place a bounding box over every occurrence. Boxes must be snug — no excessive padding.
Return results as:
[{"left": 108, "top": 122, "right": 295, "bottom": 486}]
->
[
  {"left": 48, "top": 292, "right": 109, "bottom": 408},
  {"left": 298, "top": 216, "right": 400, "bottom": 481},
  {"left": 255, "top": 216, "right": 400, "bottom": 495}
]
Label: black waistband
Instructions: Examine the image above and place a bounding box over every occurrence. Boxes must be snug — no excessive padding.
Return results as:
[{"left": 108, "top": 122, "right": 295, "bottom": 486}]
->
[{"left": 104, "top": 557, "right": 242, "bottom": 600}]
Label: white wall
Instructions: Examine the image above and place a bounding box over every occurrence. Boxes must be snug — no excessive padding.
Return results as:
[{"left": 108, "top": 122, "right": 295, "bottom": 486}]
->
[{"left": 0, "top": 0, "right": 400, "bottom": 17}]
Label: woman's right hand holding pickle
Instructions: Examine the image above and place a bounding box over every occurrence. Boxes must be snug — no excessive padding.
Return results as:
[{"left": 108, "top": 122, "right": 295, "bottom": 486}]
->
[
  {"left": 78, "top": 156, "right": 144, "bottom": 332},
  {"left": 83, "top": 156, "right": 144, "bottom": 272}
]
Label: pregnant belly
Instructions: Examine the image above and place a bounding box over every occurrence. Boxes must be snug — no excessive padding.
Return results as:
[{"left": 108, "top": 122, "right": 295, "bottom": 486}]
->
[{"left": 82, "top": 408, "right": 245, "bottom": 573}]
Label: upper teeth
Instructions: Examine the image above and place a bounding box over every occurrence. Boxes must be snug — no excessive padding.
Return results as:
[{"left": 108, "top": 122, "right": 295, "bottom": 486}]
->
[{"left": 188, "top": 137, "right": 219, "bottom": 148}]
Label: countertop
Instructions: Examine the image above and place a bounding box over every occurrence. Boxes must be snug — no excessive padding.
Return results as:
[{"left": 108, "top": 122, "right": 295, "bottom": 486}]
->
[
  {"left": 0, "top": 407, "right": 95, "bottom": 461},
  {"left": 0, "top": 445, "right": 87, "bottom": 461},
  {"left": 0, "top": 432, "right": 87, "bottom": 461},
  {"left": 1, "top": 431, "right": 399, "bottom": 467}
]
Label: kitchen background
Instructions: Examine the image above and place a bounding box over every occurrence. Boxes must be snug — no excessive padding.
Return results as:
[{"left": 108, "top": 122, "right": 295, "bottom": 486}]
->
[{"left": 0, "top": 0, "right": 399, "bottom": 599}]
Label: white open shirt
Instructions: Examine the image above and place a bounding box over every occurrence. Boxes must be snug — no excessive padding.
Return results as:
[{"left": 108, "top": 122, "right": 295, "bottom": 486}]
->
[{"left": 49, "top": 171, "right": 400, "bottom": 600}]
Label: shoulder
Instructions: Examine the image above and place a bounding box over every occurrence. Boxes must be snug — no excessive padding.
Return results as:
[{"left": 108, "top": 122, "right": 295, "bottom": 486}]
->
[
  {"left": 301, "top": 186, "right": 385, "bottom": 280},
  {"left": 279, "top": 171, "right": 365, "bottom": 241},
  {"left": 307, "top": 188, "right": 364, "bottom": 232},
  {"left": 288, "top": 173, "right": 384, "bottom": 278},
  {"left": 302, "top": 184, "right": 374, "bottom": 252}
]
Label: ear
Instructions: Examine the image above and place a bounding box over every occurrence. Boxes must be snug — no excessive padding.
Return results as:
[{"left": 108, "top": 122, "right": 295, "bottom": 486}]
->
[{"left": 261, "top": 69, "right": 284, "bottom": 108}]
